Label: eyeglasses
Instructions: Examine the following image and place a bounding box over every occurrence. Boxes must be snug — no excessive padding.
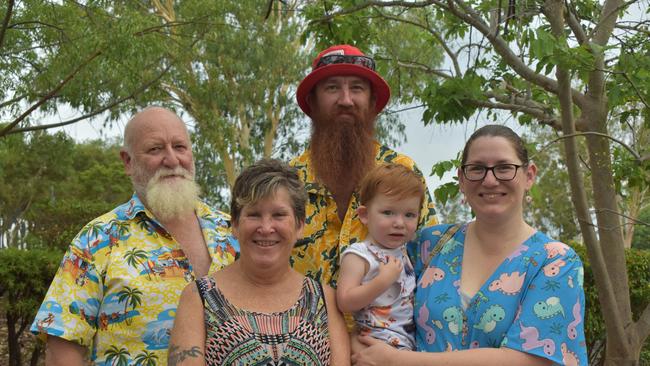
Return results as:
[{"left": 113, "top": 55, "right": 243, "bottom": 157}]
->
[
  {"left": 461, "top": 164, "right": 526, "bottom": 181},
  {"left": 315, "top": 54, "right": 376, "bottom": 71}
]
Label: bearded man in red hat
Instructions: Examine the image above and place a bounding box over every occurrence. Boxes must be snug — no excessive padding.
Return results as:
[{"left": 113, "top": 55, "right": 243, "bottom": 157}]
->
[{"left": 290, "top": 44, "right": 438, "bottom": 288}]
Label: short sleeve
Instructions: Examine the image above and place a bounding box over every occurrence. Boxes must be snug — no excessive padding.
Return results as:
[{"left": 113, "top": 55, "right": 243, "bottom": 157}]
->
[
  {"left": 30, "top": 220, "right": 111, "bottom": 347},
  {"left": 340, "top": 243, "right": 371, "bottom": 266},
  {"left": 501, "top": 246, "right": 588, "bottom": 365}
]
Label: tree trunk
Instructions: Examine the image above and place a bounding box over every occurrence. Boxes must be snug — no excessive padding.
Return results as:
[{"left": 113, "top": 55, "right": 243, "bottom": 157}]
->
[
  {"left": 6, "top": 311, "right": 22, "bottom": 366},
  {"left": 582, "top": 91, "right": 638, "bottom": 365},
  {"left": 29, "top": 341, "right": 43, "bottom": 366}
]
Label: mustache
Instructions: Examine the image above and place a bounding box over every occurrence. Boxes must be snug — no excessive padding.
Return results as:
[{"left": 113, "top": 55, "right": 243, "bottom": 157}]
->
[{"left": 151, "top": 167, "right": 194, "bottom": 183}]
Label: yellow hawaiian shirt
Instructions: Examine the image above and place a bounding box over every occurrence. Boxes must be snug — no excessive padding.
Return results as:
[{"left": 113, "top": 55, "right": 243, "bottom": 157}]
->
[
  {"left": 289, "top": 142, "right": 438, "bottom": 288},
  {"left": 31, "top": 194, "right": 237, "bottom": 365}
]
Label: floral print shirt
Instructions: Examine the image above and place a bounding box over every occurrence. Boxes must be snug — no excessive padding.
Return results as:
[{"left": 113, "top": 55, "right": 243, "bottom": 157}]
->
[
  {"left": 290, "top": 142, "right": 437, "bottom": 288},
  {"left": 408, "top": 223, "right": 587, "bottom": 365},
  {"left": 30, "top": 194, "right": 238, "bottom": 365}
]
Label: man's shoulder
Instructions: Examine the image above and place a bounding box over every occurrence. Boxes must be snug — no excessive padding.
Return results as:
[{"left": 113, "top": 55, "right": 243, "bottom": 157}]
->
[
  {"left": 289, "top": 150, "right": 319, "bottom": 187},
  {"left": 83, "top": 198, "right": 136, "bottom": 228},
  {"left": 289, "top": 150, "right": 310, "bottom": 168},
  {"left": 375, "top": 143, "right": 423, "bottom": 174},
  {"left": 376, "top": 144, "right": 416, "bottom": 165}
]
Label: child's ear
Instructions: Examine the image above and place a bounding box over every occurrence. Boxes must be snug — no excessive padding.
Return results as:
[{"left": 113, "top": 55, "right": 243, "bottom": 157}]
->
[{"left": 357, "top": 205, "right": 369, "bottom": 225}]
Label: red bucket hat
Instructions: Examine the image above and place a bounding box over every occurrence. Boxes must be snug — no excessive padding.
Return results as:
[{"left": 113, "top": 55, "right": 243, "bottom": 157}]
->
[{"left": 296, "top": 44, "right": 391, "bottom": 117}]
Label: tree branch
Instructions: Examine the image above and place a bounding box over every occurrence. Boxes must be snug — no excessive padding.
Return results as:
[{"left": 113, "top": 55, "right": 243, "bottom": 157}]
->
[
  {"left": 589, "top": 0, "right": 642, "bottom": 43},
  {"left": 0, "top": 0, "right": 15, "bottom": 50},
  {"left": 636, "top": 303, "right": 650, "bottom": 342},
  {"left": 473, "top": 99, "right": 560, "bottom": 125},
  {"left": 6, "top": 62, "right": 174, "bottom": 135},
  {"left": 374, "top": 10, "right": 462, "bottom": 76},
  {"left": 0, "top": 49, "right": 103, "bottom": 137},
  {"left": 616, "top": 23, "right": 650, "bottom": 36},
  {"left": 536, "top": 132, "right": 641, "bottom": 162},
  {"left": 444, "top": 0, "right": 589, "bottom": 108},
  {"left": 564, "top": 0, "right": 588, "bottom": 44},
  {"left": 0, "top": 94, "right": 27, "bottom": 110},
  {"left": 133, "top": 17, "right": 216, "bottom": 36},
  {"left": 308, "top": 0, "right": 435, "bottom": 25},
  {"left": 9, "top": 20, "right": 65, "bottom": 32},
  {"left": 592, "top": 208, "right": 650, "bottom": 227},
  {"left": 385, "top": 104, "right": 425, "bottom": 114},
  {"left": 390, "top": 59, "right": 453, "bottom": 78}
]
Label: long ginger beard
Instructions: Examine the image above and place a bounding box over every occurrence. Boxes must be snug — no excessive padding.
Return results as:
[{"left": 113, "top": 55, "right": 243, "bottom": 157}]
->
[{"left": 309, "top": 105, "right": 377, "bottom": 197}]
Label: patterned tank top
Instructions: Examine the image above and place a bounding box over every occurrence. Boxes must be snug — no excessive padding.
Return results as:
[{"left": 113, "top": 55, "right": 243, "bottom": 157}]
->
[{"left": 196, "top": 275, "right": 331, "bottom": 365}]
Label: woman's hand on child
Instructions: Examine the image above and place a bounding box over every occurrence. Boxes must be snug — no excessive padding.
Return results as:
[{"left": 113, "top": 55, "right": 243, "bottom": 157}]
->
[{"left": 352, "top": 335, "right": 398, "bottom": 366}]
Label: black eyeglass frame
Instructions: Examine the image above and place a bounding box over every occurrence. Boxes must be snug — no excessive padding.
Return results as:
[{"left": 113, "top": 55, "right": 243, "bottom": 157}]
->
[
  {"left": 460, "top": 163, "right": 527, "bottom": 182},
  {"left": 315, "top": 54, "right": 376, "bottom": 71}
]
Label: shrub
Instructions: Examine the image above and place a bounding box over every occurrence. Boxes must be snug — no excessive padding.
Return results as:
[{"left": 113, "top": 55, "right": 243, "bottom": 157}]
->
[
  {"left": 571, "top": 243, "right": 650, "bottom": 365},
  {"left": 0, "top": 248, "right": 62, "bottom": 366}
]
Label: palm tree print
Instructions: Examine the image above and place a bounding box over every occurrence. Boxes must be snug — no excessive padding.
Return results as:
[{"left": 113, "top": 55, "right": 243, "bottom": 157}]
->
[
  {"left": 124, "top": 248, "right": 152, "bottom": 280},
  {"left": 134, "top": 350, "right": 159, "bottom": 366},
  {"left": 78, "top": 221, "right": 105, "bottom": 257},
  {"left": 79, "top": 222, "right": 104, "bottom": 241},
  {"left": 116, "top": 286, "right": 143, "bottom": 326},
  {"left": 104, "top": 345, "right": 130, "bottom": 366},
  {"left": 106, "top": 220, "right": 130, "bottom": 249},
  {"left": 136, "top": 216, "right": 156, "bottom": 236}
]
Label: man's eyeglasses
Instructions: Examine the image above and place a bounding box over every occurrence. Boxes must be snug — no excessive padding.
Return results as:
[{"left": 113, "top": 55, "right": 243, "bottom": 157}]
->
[
  {"left": 461, "top": 164, "right": 526, "bottom": 181},
  {"left": 316, "top": 55, "right": 376, "bottom": 71}
]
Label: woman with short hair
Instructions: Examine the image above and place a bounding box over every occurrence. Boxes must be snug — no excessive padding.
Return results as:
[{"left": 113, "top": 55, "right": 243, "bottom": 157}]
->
[{"left": 169, "top": 159, "right": 349, "bottom": 365}]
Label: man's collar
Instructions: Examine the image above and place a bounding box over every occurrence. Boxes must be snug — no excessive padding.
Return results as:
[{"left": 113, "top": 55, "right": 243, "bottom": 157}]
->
[
  {"left": 117, "top": 193, "right": 149, "bottom": 220},
  {"left": 117, "top": 192, "right": 221, "bottom": 224}
]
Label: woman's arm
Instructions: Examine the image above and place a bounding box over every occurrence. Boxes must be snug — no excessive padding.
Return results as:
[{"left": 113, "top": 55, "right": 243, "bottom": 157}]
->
[
  {"left": 336, "top": 253, "right": 400, "bottom": 312},
  {"left": 168, "top": 283, "right": 207, "bottom": 366},
  {"left": 323, "top": 284, "right": 351, "bottom": 366},
  {"left": 352, "top": 336, "right": 551, "bottom": 366}
]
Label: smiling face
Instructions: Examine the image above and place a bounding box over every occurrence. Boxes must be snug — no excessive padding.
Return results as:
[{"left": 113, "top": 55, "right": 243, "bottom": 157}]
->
[
  {"left": 459, "top": 136, "right": 536, "bottom": 222},
  {"left": 232, "top": 188, "right": 304, "bottom": 270},
  {"left": 121, "top": 107, "right": 195, "bottom": 195},
  {"left": 358, "top": 193, "right": 421, "bottom": 250}
]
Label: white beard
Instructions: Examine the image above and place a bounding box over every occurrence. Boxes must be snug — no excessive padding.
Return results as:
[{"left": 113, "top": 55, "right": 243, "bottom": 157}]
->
[{"left": 143, "top": 167, "right": 201, "bottom": 222}]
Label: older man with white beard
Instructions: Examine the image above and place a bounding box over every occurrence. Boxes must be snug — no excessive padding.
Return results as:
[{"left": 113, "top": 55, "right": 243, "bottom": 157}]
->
[
  {"left": 31, "top": 107, "right": 237, "bottom": 365},
  {"left": 290, "top": 45, "right": 438, "bottom": 289}
]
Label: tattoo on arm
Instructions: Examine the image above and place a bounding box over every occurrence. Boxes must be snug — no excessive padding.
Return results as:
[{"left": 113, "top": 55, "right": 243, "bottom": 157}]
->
[{"left": 168, "top": 345, "right": 204, "bottom": 366}]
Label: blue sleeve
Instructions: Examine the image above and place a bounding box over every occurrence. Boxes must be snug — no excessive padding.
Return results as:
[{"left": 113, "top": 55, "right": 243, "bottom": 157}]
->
[
  {"left": 30, "top": 220, "right": 110, "bottom": 346},
  {"left": 502, "top": 247, "right": 588, "bottom": 365}
]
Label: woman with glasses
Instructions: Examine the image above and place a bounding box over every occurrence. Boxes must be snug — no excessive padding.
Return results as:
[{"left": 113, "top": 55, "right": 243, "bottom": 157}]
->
[{"left": 351, "top": 125, "right": 587, "bottom": 366}]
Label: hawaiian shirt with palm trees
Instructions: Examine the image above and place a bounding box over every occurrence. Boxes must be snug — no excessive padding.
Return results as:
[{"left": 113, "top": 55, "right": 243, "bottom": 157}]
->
[
  {"left": 289, "top": 142, "right": 438, "bottom": 289},
  {"left": 30, "top": 194, "right": 238, "bottom": 365}
]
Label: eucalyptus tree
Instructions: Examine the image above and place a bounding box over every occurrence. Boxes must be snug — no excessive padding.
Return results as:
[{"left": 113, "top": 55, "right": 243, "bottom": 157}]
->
[
  {"left": 141, "top": 0, "right": 308, "bottom": 205},
  {"left": 0, "top": 1, "right": 171, "bottom": 137},
  {"left": 2, "top": 1, "right": 310, "bottom": 205},
  {"left": 304, "top": 0, "right": 650, "bottom": 364}
]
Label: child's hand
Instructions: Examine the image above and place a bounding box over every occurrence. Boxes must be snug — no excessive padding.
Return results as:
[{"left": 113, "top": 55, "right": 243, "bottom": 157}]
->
[{"left": 378, "top": 256, "right": 402, "bottom": 284}]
